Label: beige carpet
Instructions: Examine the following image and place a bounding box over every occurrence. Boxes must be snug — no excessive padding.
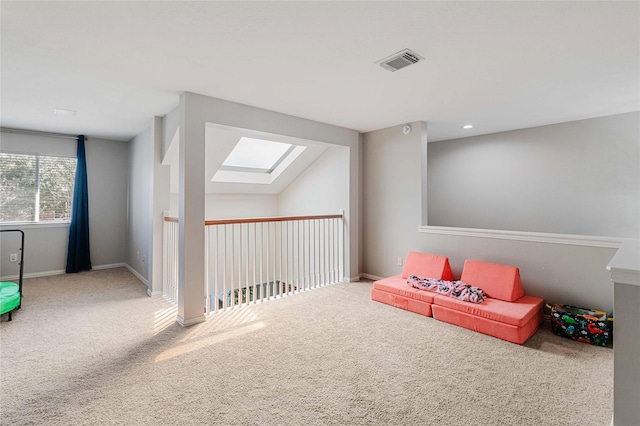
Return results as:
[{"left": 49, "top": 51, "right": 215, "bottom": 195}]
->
[{"left": 1, "top": 268, "right": 613, "bottom": 425}]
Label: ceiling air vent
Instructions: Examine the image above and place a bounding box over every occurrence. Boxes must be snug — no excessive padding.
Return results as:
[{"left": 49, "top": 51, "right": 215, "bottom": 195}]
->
[{"left": 376, "top": 48, "right": 424, "bottom": 72}]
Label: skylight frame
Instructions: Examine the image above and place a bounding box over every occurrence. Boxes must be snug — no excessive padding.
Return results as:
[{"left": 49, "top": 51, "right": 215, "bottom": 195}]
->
[
  {"left": 220, "top": 137, "right": 293, "bottom": 171},
  {"left": 219, "top": 144, "right": 297, "bottom": 174},
  {"left": 212, "top": 137, "right": 306, "bottom": 185}
]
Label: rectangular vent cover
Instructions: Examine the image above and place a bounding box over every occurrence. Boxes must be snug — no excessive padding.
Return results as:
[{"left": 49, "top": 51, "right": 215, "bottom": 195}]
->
[{"left": 376, "top": 48, "right": 424, "bottom": 72}]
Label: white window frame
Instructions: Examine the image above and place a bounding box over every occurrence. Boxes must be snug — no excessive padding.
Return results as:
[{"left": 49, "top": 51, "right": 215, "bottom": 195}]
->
[{"left": 0, "top": 152, "right": 76, "bottom": 224}]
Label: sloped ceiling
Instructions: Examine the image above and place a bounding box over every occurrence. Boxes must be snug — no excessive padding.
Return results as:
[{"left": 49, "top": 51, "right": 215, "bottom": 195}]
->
[
  {"left": 163, "top": 125, "right": 328, "bottom": 194},
  {"left": 1, "top": 1, "right": 638, "bottom": 142}
]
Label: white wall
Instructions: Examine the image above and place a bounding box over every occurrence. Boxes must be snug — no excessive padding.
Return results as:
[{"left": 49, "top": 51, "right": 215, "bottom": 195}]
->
[
  {"left": 428, "top": 112, "right": 640, "bottom": 238},
  {"left": 180, "top": 92, "right": 360, "bottom": 281},
  {"left": 362, "top": 120, "right": 627, "bottom": 313},
  {"left": 169, "top": 146, "right": 347, "bottom": 221},
  {"left": 1, "top": 133, "right": 128, "bottom": 278},
  {"left": 206, "top": 194, "right": 278, "bottom": 219},
  {"left": 162, "top": 107, "right": 180, "bottom": 159},
  {"left": 278, "top": 146, "right": 349, "bottom": 217}
]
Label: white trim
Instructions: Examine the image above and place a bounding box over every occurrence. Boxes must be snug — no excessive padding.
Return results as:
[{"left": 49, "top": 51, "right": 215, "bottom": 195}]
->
[
  {"left": 0, "top": 263, "right": 127, "bottom": 281},
  {"left": 92, "top": 262, "right": 126, "bottom": 270},
  {"left": 608, "top": 269, "right": 640, "bottom": 287},
  {"left": 606, "top": 240, "right": 640, "bottom": 287},
  {"left": 418, "top": 226, "right": 624, "bottom": 249},
  {"left": 1, "top": 269, "right": 65, "bottom": 281},
  {"left": 177, "top": 315, "right": 206, "bottom": 327},
  {"left": 360, "top": 273, "right": 384, "bottom": 282},
  {"left": 147, "top": 289, "right": 164, "bottom": 297},
  {"left": 0, "top": 221, "right": 70, "bottom": 230},
  {"left": 125, "top": 264, "right": 150, "bottom": 287}
]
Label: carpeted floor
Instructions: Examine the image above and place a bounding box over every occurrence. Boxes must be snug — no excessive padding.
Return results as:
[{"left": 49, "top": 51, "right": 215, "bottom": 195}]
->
[{"left": 1, "top": 268, "right": 613, "bottom": 425}]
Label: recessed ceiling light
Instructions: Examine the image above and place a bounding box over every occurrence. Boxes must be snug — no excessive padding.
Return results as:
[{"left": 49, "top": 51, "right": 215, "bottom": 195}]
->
[
  {"left": 462, "top": 124, "right": 474, "bottom": 129},
  {"left": 54, "top": 108, "right": 76, "bottom": 116}
]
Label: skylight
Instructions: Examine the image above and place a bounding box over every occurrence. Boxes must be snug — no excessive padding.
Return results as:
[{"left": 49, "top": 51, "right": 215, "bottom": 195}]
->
[
  {"left": 212, "top": 137, "right": 306, "bottom": 184},
  {"left": 222, "top": 137, "right": 292, "bottom": 171}
]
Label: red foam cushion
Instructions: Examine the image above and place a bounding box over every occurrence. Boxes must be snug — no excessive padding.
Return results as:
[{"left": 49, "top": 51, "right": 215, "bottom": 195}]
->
[
  {"left": 432, "top": 304, "right": 542, "bottom": 344},
  {"left": 460, "top": 260, "right": 524, "bottom": 302},
  {"left": 433, "top": 294, "right": 543, "bottom": 328},
  {"left": 371, "top": 288, "right": 433, "bottom": 317},
  {"left": 401, "top": 252, "right": 453, "bottom": 281},
  {"left": 373, "top": 275, "right": 436, "bottom": 304}
]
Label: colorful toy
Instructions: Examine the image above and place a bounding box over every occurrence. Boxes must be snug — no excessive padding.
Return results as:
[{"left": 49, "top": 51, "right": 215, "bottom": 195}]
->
[{"left": 549, "top": 304, "right": 609, "bottom": 346}]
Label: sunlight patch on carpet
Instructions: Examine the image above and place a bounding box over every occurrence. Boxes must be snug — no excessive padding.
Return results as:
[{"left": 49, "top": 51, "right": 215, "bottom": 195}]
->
[
  {"left": 180, "top": 306, "right": 260, "bottom": 342},
  {"left": 154, "top": 306, "right": 178, "bottom": 335},
  {"left": 155, "top": 321, "right": 266, "bottom": 362}
]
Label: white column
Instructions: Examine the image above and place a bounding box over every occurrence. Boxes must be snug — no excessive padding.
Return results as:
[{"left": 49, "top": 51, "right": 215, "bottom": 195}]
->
[
  {"left": 419, "top": 121, "right": 428, "bottom": 227},
  {"left": 177, "top": 93, "right": 206, "bottom": 326},
  {"left": 345, "top": 135, "right": 361, "bottom": 282},
  {"left": 607, "top": 240, "right": 640, "bottom": 426},
  {"left": 150, "top": 116, "right": 170, "bottom": 296}
]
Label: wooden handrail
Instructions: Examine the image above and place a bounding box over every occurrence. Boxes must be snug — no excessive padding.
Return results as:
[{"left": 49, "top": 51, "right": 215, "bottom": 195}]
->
[{"left": 163, "top": 214, "right": 342, "bottom": 226}]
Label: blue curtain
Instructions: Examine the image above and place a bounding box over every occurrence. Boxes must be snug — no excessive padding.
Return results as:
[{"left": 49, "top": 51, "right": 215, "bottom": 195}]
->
[{"left": 66, "top": 135, "right": 92, "bottom": 273}]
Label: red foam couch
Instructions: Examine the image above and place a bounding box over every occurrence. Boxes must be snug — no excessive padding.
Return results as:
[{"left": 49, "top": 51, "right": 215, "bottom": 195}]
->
[
  {"left": 370, "top": 251, "right": 453, "bottom": 317},
  {"left": 371, "top": 253, "right": 543, "bottom": 344}
]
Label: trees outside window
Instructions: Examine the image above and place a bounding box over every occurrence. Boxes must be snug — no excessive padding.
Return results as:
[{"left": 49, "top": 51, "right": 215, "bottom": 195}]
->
[{"left": 0, "top": 153, "right": 76, "bottom": 222}]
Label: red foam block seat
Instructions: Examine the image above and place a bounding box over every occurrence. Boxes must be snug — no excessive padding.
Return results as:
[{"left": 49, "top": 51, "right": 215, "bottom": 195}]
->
[
  {"left": 371, "top": 252, "right": 453, "bottom": 317},
  {"left": 432, "top": 260, "right": 543, "bottom": 344}
]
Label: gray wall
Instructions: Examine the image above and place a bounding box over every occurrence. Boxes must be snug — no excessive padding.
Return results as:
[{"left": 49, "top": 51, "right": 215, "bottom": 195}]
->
[
  {"left": 127, "top": 117, "right": 170, "bottom": 291},
  {"left": 361, "top": 117, "right": 633, "bottom": 313},
  {"left": 86, "top": 137, "right": 128, "bottom": 266},
  {"left": 127, "top": 126, "right": 153, "bottom": 282},
  {"left": 362, "top": 122, "right": 425, "bottom": 279},
  {"left": 1, "top": 133, "right": 128, "bottom": 278},
  {"left": 428, "top": 112, "right": 640, "bottom": 238}
]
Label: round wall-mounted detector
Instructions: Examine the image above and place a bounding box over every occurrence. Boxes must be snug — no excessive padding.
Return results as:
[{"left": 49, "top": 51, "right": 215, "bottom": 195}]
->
[{"left": 402, "top": 125, "right": 412, "bottom": 134}]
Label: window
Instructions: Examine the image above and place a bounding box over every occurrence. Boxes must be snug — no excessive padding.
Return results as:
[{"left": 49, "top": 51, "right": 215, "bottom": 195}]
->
[
  {"left": 212, "top": 137, "right": 306, "bottom": 184},
  {"left": 221, "top": 138, "right": 293, "bottom": 171},
  {"left": 0, "top": 153, "right": 76, "bottom": 223}
]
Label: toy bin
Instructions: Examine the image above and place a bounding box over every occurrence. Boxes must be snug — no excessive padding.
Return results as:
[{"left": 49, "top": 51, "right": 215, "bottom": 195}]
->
[{"left": 548, "top": 304, "right": 609, "bottom": 346}]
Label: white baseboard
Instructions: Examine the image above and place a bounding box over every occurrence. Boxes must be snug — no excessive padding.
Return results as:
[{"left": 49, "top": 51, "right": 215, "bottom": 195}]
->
[
  {"left": 1, "top": 269, "right": 65, "bottom": 281},
  {"left": 1, "top": 262, "right": 128, "bottom": 281},
  {"left": 346, "top": 275, "right": 361, "bottom": 282},
  {"left": 177, "top": 314, "right": 206, "bottom": 327},
  {"left": 360, "top": 273, "right": 384, "bottom": 281},
  {"left": 93, "top": 262, "right": 126, "bottom": 270},
  {"left": 125, "top": 264, "right": 150, "bottom": 287},
  {"left": 146, "top": 289, "right": 163, "bottom": 297}
]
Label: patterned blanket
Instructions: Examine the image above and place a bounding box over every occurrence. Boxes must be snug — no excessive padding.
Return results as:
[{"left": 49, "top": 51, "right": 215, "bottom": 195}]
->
[{"left": 407, "top": 275, "right": 486, "bottom": 304}]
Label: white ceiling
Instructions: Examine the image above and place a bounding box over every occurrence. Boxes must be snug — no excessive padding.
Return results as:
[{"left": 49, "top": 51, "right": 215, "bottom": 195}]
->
[{"left": 1, "top": 1, "right": 638, "bottom": 142}]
